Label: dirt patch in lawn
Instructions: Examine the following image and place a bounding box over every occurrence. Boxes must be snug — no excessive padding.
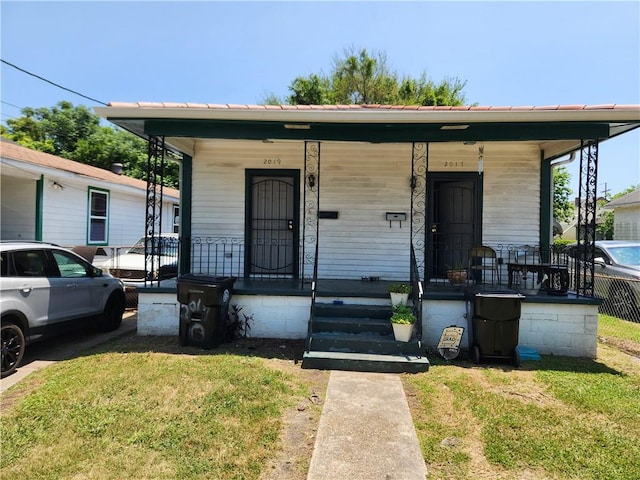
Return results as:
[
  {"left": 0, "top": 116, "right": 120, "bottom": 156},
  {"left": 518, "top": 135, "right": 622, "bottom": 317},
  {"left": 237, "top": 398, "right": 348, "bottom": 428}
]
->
[
  {"left": 222, "top": 339, "right": 330, "bottom": 480},
  {"left": 599, "top": 336, "right": 640, "bottom": 358}
]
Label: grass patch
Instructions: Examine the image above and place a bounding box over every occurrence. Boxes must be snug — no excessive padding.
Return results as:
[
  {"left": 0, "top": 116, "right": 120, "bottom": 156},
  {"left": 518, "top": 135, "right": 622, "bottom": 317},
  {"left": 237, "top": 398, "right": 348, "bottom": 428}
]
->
[
  {"left": 407, "top": 342, "right": 640, "bottom": 480},
  {"left": 598, "top": 314, "right": 640, "bottom": 342},
  {"left": 1, "top": 336, "right": 307, "bottom": 480}
]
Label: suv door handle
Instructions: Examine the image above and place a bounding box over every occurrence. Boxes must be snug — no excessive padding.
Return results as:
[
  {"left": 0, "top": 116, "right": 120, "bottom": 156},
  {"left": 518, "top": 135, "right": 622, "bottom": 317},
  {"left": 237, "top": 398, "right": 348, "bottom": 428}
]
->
[{"left": 19, "top": 284, "right": 32, "bottom": 294}]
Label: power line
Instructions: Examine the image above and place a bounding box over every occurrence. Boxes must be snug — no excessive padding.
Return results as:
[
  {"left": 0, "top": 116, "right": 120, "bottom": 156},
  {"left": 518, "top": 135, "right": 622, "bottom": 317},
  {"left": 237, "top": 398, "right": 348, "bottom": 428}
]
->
[
  {"left": 1, "top": 100, "right": 23, "bottom": 110},
  {"left": 1, "top": 59, "right": 108, "bottom": 106}
]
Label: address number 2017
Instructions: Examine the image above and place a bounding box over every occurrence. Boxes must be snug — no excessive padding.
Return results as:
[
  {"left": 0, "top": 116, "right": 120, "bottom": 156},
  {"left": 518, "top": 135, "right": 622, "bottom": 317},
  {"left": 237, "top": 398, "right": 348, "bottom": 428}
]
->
[
  {"left": 264, "top": 158, "right": 281, "bottom": 165},
  {"left": 444, "top": 161, "right": 464, "bottom": 167}
]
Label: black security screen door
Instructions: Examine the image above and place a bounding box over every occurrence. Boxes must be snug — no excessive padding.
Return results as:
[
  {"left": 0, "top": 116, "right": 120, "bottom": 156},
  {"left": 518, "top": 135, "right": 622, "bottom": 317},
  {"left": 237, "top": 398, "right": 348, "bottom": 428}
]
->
[
  {"left": 245, "top": 170, "right": 300, "bottom": 278},
  {"left": 427, "top": 174, "right": 482, "bottom": 279}
]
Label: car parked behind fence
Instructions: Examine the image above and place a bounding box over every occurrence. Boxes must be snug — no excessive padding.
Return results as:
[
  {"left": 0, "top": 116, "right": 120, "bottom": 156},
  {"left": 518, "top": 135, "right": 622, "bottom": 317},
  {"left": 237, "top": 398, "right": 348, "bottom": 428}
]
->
[
  {"left": 1, "top": 241, "right": 126, "bottom": 378},
  {"left": 563, "top": 240, "right": 640, "bottom": 322}
]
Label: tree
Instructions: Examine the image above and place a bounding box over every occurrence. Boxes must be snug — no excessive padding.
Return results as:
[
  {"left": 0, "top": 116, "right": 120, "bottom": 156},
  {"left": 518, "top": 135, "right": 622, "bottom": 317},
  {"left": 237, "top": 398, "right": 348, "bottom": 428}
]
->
[
  {"left": 266, "top": 47, "right": 469, "bottom": 106},
  {"left": 2, "top": 101, "right": 179, "bottom": 188},
  {"left": 553, "top": 166, "right": 575, "bottom": 223}
]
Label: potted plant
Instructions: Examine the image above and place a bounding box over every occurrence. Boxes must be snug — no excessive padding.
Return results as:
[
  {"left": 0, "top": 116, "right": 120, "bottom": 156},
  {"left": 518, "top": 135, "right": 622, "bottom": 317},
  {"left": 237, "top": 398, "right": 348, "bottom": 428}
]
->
[
  {"left": 388, "top": 283, "right": 412, "bottom": 306},
  {"left": 446, "top": 262, "right": 467, "bottom": 286},
  {"left": 390, "top": 304, "right": 416, "bottom": 342}
]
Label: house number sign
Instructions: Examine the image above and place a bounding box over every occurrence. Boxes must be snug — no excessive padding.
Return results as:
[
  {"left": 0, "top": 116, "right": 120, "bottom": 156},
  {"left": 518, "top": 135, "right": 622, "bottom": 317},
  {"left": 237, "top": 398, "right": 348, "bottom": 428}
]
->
[
  {"left": 264, "top": 158, "right": 282, "bottom": 165},
  {"left": 443, "top": 161, "right": 464, "bottom": 167}
]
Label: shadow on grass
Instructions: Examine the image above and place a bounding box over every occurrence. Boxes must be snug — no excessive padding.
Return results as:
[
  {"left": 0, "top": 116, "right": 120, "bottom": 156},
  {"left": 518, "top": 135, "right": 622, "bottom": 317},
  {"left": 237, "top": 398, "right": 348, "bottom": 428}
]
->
[
  {"left": 426, "top": 347, "right": 625, "bottom": 376},
  {"left": 90, "top": 333, "right": 307, "bottom": 364}
]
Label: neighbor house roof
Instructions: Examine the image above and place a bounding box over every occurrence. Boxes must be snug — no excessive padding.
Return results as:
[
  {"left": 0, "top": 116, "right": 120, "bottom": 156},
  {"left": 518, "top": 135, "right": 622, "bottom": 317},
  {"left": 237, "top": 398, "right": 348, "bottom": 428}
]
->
[
  {"left": 0, "top": 137, "right": 180, "bottom": 199},
  {"left": 603, "top": 189, "right": 640, "bottom": 209}
]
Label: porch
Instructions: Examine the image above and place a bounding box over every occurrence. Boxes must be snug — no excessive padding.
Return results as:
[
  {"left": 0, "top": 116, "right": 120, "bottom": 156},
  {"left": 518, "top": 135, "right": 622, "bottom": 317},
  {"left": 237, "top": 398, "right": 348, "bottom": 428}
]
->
[{"left": 138, "top": 271, "right": 599, "bottom": 371}]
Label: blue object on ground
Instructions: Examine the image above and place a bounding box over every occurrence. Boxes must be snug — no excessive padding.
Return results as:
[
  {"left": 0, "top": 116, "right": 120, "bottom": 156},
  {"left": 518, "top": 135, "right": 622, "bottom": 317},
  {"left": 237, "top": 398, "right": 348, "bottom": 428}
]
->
[{"left": 517, "top": 345, "right": 541, "bottom": 361}]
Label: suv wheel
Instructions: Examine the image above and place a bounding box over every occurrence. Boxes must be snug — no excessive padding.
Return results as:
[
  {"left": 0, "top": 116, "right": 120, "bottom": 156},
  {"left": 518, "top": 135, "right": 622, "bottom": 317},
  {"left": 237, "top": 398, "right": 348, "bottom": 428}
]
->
[
  {"left": 97, "top": 294, "right": 125, "bottom": 332},
  {"left": 1, "top": 321, "right": 26, "bottom": 378}
]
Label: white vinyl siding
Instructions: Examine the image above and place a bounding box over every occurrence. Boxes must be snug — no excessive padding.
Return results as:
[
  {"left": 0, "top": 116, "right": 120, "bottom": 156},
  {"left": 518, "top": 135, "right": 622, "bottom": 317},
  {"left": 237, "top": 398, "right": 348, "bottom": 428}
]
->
[
  {"left": 1, "top": 175, "right": 36, "bottom": 240},
  {"left": 191, "top": 139, "right": 543, "bottom": 280},
  {"left": 613, "top": 206, "right": 640, "bottom": 240}
]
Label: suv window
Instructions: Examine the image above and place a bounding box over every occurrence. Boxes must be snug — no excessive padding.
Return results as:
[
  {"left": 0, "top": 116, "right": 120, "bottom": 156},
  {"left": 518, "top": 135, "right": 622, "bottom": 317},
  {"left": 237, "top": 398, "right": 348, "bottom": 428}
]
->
[
  {"left": 52, "top": 250, "right": 91, "bottom": 278},
  {"left": 12, "top": 250, "right": 54, "bottom": 277}
]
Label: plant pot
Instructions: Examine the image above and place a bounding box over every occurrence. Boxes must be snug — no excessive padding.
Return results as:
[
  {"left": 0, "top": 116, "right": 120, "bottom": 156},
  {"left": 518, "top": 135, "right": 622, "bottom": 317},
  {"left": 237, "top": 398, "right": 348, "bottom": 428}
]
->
[
  {"left": 390, "top": 292, "right": 409, "bottom": 306},
  {"left": 392, "top": 322, "right": 414, "bottom": 342},
  {"left": 447, "top": 269, "right": 467, "bottom": 285}
]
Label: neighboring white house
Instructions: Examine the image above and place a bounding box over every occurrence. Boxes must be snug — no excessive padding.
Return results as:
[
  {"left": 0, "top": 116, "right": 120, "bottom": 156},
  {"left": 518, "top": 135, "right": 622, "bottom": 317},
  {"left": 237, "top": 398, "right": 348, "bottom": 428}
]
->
[
  {"left": 603, "top": 188, "right": 640, "bottom": 241},
  {"left": 96, "top": 102, "right": 640, "bottom": 367},
  {"left": 0, "top": 137, "right": 180, "bottom": 249}
]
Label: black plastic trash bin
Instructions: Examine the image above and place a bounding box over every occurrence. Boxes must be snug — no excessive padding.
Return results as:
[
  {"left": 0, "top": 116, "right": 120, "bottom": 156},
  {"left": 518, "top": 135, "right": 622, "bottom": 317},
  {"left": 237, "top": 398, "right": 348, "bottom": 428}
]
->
[
  {"left": 470, "top": 293, "right": 524, "bottom": 367},
  {"left": 177, "top": 274, "right": 236, "bottom": 349}
]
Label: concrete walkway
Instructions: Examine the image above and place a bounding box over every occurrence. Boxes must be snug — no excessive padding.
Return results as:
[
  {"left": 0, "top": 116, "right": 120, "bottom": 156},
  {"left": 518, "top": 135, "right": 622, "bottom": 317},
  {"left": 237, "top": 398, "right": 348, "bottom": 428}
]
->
[{"left": 307, "top": 370, "right": 428, "bottom": 480}]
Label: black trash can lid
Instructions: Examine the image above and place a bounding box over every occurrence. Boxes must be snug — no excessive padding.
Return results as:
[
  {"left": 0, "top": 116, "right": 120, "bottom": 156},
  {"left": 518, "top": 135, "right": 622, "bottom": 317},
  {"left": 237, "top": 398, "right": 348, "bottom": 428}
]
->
[
  {"left": 475, "top": 293, "right": 524, "bottom": 299},
  {"left": 178, "top": 274, "right": 236, "bottom": 284}
]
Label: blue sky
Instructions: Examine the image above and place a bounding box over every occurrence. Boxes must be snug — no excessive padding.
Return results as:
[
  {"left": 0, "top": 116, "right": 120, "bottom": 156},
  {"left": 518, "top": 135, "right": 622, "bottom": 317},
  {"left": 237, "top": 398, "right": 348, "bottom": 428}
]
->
[{"left": 1, "top": 1, "right": 639, "bottom": 195}]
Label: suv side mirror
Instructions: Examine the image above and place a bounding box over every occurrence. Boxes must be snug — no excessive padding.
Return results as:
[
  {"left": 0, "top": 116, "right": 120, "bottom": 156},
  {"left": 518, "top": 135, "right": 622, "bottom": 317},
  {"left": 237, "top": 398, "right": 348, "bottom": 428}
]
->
[
  {"left": 90, "top": 266, "right": 103, "bottom": 277},
  {"left": 594, "top": 257, "right": 606, "bottom": 267}
]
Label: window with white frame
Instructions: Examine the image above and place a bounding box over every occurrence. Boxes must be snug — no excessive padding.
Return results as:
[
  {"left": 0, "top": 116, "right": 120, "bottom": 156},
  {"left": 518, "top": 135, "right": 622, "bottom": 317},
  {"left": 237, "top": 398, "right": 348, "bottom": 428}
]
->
[
  {"left": 173, "top": 205, "right": 180, "bottom": 234},
  {"left": 88, "top": 189, "right": 109, "bottom": 244}
]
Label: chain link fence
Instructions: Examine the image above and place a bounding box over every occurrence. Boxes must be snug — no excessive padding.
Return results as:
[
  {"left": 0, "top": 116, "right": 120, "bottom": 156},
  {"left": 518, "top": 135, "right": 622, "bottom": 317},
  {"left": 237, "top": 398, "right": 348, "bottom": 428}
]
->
[
  {"left": 593, "top": 272, "right": 640, "bottom": 357},
  {"left": 592, "top": 272, "right": 640, "bottom": 323}
]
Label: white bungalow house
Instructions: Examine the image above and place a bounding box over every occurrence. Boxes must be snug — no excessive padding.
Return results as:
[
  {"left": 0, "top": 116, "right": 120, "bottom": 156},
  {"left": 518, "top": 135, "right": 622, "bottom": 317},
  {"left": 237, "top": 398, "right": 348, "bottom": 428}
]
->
[
  {"left": 603, "top": 189, "right": 640, "bottom": 241},
  {"left": 96, "top": 102, "right": 640, "bottom": 372},
  {"left": 0, "top": 137, "right": 180, "bottom": 251}
]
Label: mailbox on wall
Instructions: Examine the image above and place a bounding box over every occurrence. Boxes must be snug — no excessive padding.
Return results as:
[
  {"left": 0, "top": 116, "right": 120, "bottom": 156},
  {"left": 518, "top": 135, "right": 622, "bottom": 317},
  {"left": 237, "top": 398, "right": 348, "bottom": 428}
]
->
[{"left": 386, "top": 212, "right": 407, "bottom": 228}]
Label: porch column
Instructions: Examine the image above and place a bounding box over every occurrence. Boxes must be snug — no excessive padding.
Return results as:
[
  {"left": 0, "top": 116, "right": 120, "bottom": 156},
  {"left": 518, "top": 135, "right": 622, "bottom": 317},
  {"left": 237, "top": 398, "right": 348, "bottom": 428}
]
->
[
  {"left": 179, "top": 153, "right": 192, "bottom": 275},
  {"left": 302, "top": 141, "right": 320, "bottom": 283},
  {"left": 144, "top": 135, "right": 166, "bottom": 287},
  {"left": 411, "top": 142, "right": 428, "bottom": 280},
  {"left": 575, "top": 140, "right": 599, "bottom": 297}
]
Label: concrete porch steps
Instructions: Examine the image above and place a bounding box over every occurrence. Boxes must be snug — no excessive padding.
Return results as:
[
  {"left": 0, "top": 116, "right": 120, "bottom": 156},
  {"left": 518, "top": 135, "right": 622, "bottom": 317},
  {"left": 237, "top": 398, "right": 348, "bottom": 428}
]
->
[
  {"left": 302, "top": 351, "right": 430, "bottom": 374},
  {"left": 302, "top": 300, "right": 430, "bottom": 373}
]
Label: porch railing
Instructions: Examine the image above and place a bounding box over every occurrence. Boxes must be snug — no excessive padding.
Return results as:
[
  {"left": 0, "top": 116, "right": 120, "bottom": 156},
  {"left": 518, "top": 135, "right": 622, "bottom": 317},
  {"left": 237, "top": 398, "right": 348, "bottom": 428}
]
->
[
  {"left": 306, "top": 240, "right": 320, "bottom": 353},
  {"left": 410, "top": 245, "right": 424, "bottom": 351},
  {"left": 428, "top": 243, "right": 573, "bottom": 295},
  {"left": 175, "top": 238, "right": 596, "bottom": 298},
  {"left": 188, "top": 237, "right": 244, "bottom": 278}
]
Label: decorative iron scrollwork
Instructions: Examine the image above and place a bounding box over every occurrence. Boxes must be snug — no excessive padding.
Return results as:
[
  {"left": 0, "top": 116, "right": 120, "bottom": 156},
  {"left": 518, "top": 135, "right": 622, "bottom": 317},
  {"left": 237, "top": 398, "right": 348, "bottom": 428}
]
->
[
  {"left": 411, "top": 142, "right": 428, "bottom": 280},
  {"left": 576, "top": 140, "right": 598, "bottom": 297},
  {"left": 144, "top": 136, "right": 166, "bottom": 286},
  {"left": 303, "top": 141, "right": 320, "bottom": 282}
]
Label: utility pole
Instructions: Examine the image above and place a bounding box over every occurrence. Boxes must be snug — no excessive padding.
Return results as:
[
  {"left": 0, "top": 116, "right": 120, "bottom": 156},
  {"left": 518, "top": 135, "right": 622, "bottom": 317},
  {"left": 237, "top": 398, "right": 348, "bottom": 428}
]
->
[{"left": 601, "top": 182, "right": 611, "bottom": 200}]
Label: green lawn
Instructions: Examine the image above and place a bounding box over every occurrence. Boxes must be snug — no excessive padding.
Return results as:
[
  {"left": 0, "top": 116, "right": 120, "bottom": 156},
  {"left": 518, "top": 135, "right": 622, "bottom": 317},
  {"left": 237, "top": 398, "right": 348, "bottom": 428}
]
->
[
  {"left": 0, "top": 336, "right": 307, "bottom": 480},
  {"left": 2, "top": 316, "right": 639, "bottom": 480},
  {"left": 406, "top": 315, "right": 640, "bottom": 480}
]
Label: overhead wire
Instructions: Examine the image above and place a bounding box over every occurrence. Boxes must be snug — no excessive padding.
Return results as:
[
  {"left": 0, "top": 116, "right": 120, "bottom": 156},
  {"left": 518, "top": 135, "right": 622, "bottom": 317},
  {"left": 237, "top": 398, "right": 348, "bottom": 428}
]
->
[{"left": 1, "top": 59, "right": 108, "bottom": 106}]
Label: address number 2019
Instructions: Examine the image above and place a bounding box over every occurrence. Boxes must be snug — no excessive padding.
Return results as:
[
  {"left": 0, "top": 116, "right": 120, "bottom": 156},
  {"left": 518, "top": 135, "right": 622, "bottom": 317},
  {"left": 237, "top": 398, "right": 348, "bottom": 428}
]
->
[
  {"left": 444, "top": 161, "right": 464, "bottom": 167},
  {"left": 264, "top": 158, "right": 282, "bottom": 165}
]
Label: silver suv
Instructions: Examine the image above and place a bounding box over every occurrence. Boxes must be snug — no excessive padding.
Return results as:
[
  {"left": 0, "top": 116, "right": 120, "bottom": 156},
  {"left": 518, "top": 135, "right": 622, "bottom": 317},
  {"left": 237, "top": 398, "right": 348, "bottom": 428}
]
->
[{"left": 1, "top": 241, "right": 126, "bottom": 378}]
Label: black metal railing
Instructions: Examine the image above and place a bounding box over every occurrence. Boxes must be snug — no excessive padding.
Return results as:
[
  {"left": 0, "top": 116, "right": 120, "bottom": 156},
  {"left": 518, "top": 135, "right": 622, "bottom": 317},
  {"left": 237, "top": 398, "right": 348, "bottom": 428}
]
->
[
  {"left": 410, "top": 245, "right": 424, "bottom": 350},
  {"left": 188, "top": 237, "right": 244, "bottom": 277},
  {"left": 429, "top": 243, "right": 575, "bottom": 295},
  {"left": 306, "top": 241, "right": 320, "bottom": 353}
]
